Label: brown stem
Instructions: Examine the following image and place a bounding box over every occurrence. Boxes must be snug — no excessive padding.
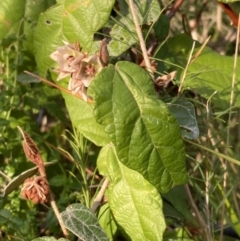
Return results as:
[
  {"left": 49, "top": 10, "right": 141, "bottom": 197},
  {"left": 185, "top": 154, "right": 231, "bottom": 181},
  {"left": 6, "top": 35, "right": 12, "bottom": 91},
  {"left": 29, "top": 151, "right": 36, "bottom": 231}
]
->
[
  {"left": 167, "top": 0, "right": 184, "bottom": 19},
  {"left": 91, "top": 178, "right": 109, "bottom": 213},
  {"left": 49, "top": 191, "right": 70, "bottom": 239},
  {"left": 128, "top": 0, "right": 154, "bottom": 79},
  {"left": 24, "top": 71, "right": 93, "bottom": 104},
  {"left": 185, "top": 184, "right": 211, "bottom": 241}
]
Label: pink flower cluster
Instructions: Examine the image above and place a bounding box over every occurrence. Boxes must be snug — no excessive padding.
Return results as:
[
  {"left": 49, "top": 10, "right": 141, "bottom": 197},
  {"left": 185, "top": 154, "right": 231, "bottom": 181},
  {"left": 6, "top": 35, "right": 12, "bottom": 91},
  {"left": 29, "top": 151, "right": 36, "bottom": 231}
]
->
[{"left": 50, "top": 40, "right": 107, "bottom": 101}]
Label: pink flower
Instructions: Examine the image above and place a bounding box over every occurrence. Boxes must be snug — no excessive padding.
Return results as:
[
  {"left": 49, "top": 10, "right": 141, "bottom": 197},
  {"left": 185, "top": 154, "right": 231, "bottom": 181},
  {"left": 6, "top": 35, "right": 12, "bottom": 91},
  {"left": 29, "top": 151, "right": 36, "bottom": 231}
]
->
[{"left": 50, "top": 39, "right": 108, "bottom": 101}]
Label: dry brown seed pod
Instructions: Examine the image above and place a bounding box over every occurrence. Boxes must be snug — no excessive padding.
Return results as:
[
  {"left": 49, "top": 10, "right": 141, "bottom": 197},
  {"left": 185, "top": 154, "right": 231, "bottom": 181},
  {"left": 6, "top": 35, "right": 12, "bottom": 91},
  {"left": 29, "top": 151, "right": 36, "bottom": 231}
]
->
[{"left": 99, "top": 38, "right": 109, "bottom": 66}]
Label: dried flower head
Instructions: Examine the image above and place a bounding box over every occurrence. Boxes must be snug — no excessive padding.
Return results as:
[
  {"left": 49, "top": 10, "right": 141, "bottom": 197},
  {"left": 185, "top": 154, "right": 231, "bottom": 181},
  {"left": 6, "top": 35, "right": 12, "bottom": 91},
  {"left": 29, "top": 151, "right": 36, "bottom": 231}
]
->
[{"left": 21, "top": 176, "right": 49, "bottom": 204}]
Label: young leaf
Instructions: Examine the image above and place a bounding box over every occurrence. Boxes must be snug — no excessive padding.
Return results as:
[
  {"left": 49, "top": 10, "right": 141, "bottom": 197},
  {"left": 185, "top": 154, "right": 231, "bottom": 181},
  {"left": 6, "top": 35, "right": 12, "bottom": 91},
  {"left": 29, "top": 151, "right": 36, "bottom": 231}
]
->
[
  {"left": 61, "top": 203, "right": 109, "bottom": 241},
  {"left": 97, "top": 144, "right": 166, "bottom": 241},
  {"left": 89, "top": 62, "right": 187, "bottom": 192}
]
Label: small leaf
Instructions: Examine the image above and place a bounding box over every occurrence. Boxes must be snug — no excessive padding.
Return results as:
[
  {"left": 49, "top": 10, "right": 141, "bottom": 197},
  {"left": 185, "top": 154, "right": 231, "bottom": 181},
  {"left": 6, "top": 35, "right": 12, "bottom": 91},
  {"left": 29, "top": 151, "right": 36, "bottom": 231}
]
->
[
  {"left": 97, "top": 144, "right": 166, "bottom": 241},
  {"left": 165, "top": 97, "right": 199, "bottom": 140},
  {"left": 61, "top": 203, "right": 109, "bottom": 241},
  {"left": 17, "top": 73, "right": 41, "bottom": 84},
  {"left": 0, "top": 161, "right": 57, "bottom": 197}
]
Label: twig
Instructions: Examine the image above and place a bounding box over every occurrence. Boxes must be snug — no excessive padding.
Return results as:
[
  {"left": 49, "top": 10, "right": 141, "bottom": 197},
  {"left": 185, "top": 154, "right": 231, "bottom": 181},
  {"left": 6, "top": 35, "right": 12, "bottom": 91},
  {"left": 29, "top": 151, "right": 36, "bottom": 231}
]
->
[
  {"left": 0, "top": 170, "right": 11, "bottom": 183},
  {"left": 128, "top": 0, "right": 154, "bottom": 79},
  {"left": 24, "top": 71, "right": 93, "bottom": 104},
  {"left": 167, "top": 0, "right": 184, "bottom": 19},
  {"left": 184, "top": 184, "right": 211, "bottom": 241},
  {"left": 91, "top": 178, "right": 109, "bottom": 213},
  {"left": 49, "top": 191, "right": 70, "bottom": 239}
]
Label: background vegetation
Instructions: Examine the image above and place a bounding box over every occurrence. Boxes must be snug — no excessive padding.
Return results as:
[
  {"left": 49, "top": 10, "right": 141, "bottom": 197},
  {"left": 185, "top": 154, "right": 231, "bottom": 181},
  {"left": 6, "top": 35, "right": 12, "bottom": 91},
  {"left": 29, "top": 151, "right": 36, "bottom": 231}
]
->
[{"left": 0, "top": 0, "right": 240, "bottom": 241}]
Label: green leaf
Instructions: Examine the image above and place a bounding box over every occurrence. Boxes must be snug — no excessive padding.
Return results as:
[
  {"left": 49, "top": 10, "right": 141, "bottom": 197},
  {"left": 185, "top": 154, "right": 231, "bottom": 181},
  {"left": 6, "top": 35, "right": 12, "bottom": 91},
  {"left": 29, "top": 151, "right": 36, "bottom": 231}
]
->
[
  {"left": 165, "top": 98, "right": 199, "bottom": 140},
  {"left": 159, "top": 34, "right": 240, "bottom": 109},
  {"left": 63, "top": 93, "right": 110, "bottom": 146},
  {"left": 23, "top": 0, "right": 56, "bottom": 53},
  {"left": 34, "top": 0, "right": 115, "bottom": 77},
  {"left": 49, "top": 174, "right": 66, "bottom": 187},
  {"left": 89, "top": 61, "right": 187, "bottom": 192},
  {"left": 0, "top": 0, "right": 25, "bottom": 39},
  {"left": 0, "top": 0, "right": 55, "bottom": 50},
  {"left": 109, "top": 0, "right": 161, "bottom": 56},
  {"left": 0, "top": 209, "right": 11, "bottom": 224},
  {"left": 98, "top": 203, "right": 118, "bottom": 241},
  {"left": 0, "top": 161, "right": 57, "bottom": 197},
  {"left": 97, "top": 144, "right": 166, "bottom": 241},
  {"left": 61, "top": 203, "right": 109, "bottom": 241},
  {"left": 17, "top": 73, "right": 41, "bottom": 84},
  {"left": 153, "top": 14, "right": 170, "bottom": 42},
  {"left": 32, "top": 237, "right": 69, "bottom": 241}
]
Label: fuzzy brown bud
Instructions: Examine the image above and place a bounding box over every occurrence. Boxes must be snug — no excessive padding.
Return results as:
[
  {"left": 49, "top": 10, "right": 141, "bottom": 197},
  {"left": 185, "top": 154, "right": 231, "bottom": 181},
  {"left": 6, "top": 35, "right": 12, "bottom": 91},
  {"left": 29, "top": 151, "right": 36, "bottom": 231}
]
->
[{"left": 21, "top": 177, "right": 50, "bottom": 204}]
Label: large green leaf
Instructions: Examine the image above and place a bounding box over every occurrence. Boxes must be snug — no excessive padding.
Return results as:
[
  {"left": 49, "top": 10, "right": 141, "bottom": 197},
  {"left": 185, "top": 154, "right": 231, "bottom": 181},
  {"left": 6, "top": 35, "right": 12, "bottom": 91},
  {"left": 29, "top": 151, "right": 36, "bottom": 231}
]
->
[
  {"left": 97, "top": 144, "right": 166, "bottom": 241},
  {"left": 61, "top": 203, "right": 109, "bottom": 241},
  {"left": 0, "top": 0, "right": 55, "bottom": 48},
  {"left": 109, "top": 0, "right": 161, "bottom": 56},
  {"left": 158, "top": 34, "right": 240, "bottom": 109},
  {"left": 23, "top": 0, "right": 56, "bottom": 53},
  {"left": 89, "top": 61, "right": 187, "bottom": 192},
  {"left": 0, "top": 0, "right": 25, "bottom": 39},
  {"left": 34, "top": 0, "right": 115, "bottom": 76}
]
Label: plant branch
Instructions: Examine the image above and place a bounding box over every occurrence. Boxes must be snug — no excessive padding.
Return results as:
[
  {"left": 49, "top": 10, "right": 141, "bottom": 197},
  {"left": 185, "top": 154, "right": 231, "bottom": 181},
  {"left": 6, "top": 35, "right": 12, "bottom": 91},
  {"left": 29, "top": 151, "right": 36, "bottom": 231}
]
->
[
  {"left": 24, "top": 71, "right": 93, "bottom": 104},
  {"left": 91, "top": 178, "right": 109, "bottom": 213},
  {"left": 128, "top": 0, "right": 154, "bottom": 79},
  {"left": 167, "top": 0, "right": 184, "bottom": 19},
  {"left": 49, "top": 191, "right": 70, "bottom": 239},
  {"left": 185, "top": 184, "right": 211, "bottom": 241}
]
